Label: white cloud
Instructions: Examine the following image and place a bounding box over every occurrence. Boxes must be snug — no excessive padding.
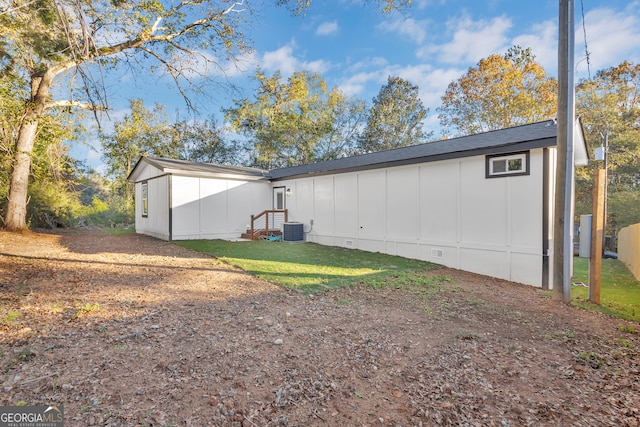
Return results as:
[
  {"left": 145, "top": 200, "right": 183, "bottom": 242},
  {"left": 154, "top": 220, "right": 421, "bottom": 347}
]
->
[
  {"left": 163, "top": 50, "right": 258, "bottom": 80},
  {"left": 338, "top": 59, "right": 463, "bottom": 110},
  {"left": 420, "top": 15, "right": 512, "bottom": 64},
  {"left": 304, "top": 59, "right": 331, "bottom": 74},
  {"left": 262, "top": 45, "right": 299, "bottom": 76},
  {"left": 385, "top": 64, "right": 464, "bottom": 108},
  {"left": 338, "top": 71, "right": 380, "bottom": 98},
  {"left": 378, "top": 17, "right": 429, "bottom": 44},
  {"left": 261, "top": 42, "right": 331, "bottom": 77},
  {"left": 512, "top": 20, "right": 558, "bottom": 73},
  {"left": 575, "top": 4, "right": 640, "bottom": 76},
  {"left": 345, "top": 56, "right": 389, "bottom": 74},
  {"left": 412, "top": 0, "right": 447, "bottom": 10},
  {"left": 337, "top": 57, "right": 390, "bottom": 97},
  {"left": 316, "top": 20, "right": 339, "bottom": 36}
]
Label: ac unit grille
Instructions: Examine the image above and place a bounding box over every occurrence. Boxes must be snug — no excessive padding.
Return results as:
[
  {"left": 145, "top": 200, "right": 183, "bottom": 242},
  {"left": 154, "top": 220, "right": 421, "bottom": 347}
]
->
[{"left": 283, "top": 222, "right": 304, "bottom": 242}]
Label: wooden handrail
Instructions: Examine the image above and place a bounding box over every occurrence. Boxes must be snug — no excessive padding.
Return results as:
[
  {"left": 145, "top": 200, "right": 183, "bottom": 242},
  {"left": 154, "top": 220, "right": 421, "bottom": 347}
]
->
[{"left": 250, "top": 209, "right": 288, "bottom": 240}]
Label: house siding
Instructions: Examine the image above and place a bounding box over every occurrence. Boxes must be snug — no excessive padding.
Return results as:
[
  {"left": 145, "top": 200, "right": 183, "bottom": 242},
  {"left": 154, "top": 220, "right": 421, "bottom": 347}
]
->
[
  {"left": 171, "top": 175, "right": 271, "bottom": 240},
  {"left": 135, "top": 173, "right": 170, "bottom": 241},
  {"left": 132, "top": 162, "right": 271, "bottom": 241},
  {"left": 278, "top": 148, "right": 549, "bottom": 287},
  {"left": 127, "top": 120, "right": 590, "bottom": 289}
]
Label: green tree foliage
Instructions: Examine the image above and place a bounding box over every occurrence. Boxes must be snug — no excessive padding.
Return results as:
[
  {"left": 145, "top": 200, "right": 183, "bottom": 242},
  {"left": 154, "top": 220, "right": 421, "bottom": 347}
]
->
[
  {"left": 358, "top": 76, "right": 429, "bottom": 153},
  {"left": 315, "top": 96, "right": 368, "bottom": 160},
  {"left": 0, "top": 0, "right": 409, "bottom": 231},
  {"left": 576, "top": 61, "right": 640, "bottom": 233},
  {"left": 0, "top": 71, "right": 90, "bottom": 228},
  {"left": 101, "top": 99, "right": 179, "bottom": 216},
  {"left": 608, "top": 190, "right": 640, "bottom": 234},
  {"left": 226, "top": 70, "right": 353, "bottom": 168},
  {"left": 577, "top": 61, "right": 640, "bottom": 188},
  {"left": 438, "top": 46, "right": 557, "bottom": 136},
  {"left": 175, "top": 117, "right": 246, "bottom": 166}
]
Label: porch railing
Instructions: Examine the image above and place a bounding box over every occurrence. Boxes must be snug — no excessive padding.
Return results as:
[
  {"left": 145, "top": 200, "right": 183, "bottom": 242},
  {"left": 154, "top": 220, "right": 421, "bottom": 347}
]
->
[{"left": 249, "top": 209, "right": 288, "bottom": 240}]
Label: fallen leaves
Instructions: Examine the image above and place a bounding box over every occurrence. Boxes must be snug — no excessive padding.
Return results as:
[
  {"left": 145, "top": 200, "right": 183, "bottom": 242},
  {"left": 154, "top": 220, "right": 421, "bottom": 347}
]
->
[{"left": 0, "top": 229, "right": 639, "bottom": 426}]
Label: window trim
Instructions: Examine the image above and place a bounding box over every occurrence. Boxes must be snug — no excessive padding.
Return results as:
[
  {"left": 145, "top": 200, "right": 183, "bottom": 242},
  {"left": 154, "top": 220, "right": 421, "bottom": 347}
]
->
[
  {"left": 141, "top": 181, "right": 149, "bottom": 217},
  {"left": 485, "top": 151, "right": 530, "bottom": 178}
]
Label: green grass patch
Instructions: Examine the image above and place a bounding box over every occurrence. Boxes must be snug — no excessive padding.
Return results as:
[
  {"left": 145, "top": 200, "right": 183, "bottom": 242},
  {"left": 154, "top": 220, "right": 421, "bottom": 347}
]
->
[
  {"left": 75, "top": 302, "right": 101, "bottom": 317},
  {"left": 1, "top": 309, "right": 21, "bottom": 327},
  {"left": 175, "top": 240, "right": 441, "bottom": 293},
  {"left": 571, "top": 257, "right": 640, "bottom": 322},
  {"left": 106, "top": 226, "right": 136, "bottom": 235}
]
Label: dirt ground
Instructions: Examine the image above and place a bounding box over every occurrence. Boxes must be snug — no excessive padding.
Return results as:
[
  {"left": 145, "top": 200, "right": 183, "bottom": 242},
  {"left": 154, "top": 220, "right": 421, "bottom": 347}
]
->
[{"left": 0, "top": 229, "right": 639, "bottom": 427}]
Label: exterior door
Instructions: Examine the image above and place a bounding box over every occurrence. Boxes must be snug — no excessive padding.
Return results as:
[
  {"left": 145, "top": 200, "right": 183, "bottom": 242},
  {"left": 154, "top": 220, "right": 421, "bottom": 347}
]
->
[{"left": 273, "top": 186, "right": 285, "bottom": 210}]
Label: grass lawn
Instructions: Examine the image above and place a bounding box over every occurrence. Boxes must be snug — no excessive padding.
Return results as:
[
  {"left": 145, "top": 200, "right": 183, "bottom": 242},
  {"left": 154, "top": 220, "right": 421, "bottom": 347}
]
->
[
  {"left": 175, "top": 240, "right": 442, "bottom": 293},
  {"left": 176, "top": 239, "right": 640, "bottom": 322},
  {"left": 571, "top": 257, "right": 640, "bottom": 323}
]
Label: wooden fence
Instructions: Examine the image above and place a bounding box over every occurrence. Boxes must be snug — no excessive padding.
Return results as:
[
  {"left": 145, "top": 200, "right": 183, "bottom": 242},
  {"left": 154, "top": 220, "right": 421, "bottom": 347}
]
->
[{"left": 618, "top": 223, "right": 640, "bottom": 280}]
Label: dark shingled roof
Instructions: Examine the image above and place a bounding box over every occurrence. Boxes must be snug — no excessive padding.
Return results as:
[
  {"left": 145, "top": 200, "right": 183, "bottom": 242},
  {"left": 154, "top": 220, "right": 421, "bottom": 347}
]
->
[
  {"left": 129, "top": 120, "right": 587, "bottom": 183},
  {"left": 269, "top": 120, "right": 559, "bottom": 180}
]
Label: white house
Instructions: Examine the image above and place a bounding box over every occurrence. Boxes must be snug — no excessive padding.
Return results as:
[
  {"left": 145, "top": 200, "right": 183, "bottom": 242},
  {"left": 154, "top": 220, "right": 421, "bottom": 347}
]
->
[
  {"left": 126, "top": 158, "right": 273, "bottom": 241},
  {"left": 127, "top": 120, "right": 589, "bottom": 288}
]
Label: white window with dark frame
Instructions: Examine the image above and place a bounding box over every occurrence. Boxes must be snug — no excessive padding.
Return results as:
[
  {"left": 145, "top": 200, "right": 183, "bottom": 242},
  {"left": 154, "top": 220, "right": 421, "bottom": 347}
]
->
[
  {"left": 141, "top": 181, "right": 148, "bottom": 217},
  {"left": 486, "top": 151, "right": 530, "bottom": 178}
]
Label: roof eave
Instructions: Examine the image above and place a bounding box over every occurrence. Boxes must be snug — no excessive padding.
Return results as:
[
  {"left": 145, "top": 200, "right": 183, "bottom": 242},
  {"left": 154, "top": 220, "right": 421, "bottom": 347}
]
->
[{"left": 269, "top": 136, "right": 556, "bottom": 181}]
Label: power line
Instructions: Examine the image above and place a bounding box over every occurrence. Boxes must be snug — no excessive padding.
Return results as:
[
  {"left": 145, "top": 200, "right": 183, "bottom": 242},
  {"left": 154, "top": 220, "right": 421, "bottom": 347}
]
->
[{"left": 580, "top": 0, "right": 592, "bottom": 79}]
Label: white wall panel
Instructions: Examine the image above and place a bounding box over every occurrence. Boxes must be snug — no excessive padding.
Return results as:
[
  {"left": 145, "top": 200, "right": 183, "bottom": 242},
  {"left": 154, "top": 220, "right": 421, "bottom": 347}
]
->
[
  {"left": 357, "top": 171, "right": 386, "bottom": 238},
  {"left": 419, "top": 162, "right": 458, "bottom": 242},
  {"left": 358, "top": 238, "right": 385, "bottom": 253},
  {"left": 510, "top": 152, "right": 543, "bottom": 249},
  {"left": 226, "top": 181, "right": 252, "bottom": 234},
  {"left": 459, "top": 158, "right": 507, "bottom": 246},
  {"left": 313, "top": 176, "right": 335, "bottom": 235},
  {"left": 312, "top": 234, "right": 336, "bottom": 247},
  {"left": 419, "top": 244, "right": 458, "bottom": 266},
  {"left": 137, "top": 164, "right": 162, "bottom": 181},
  {"left": 293, "top": 179, "right": 314, "bottom": 224},
  {"left": 334, "top": 174, "right": 358, "bottom": 236},
  {"left": 199, "top": 179, "right": 230, "bottom": 234},
  {"left": 459, "top": 247, "right": 509, "bottom": 280},
  {"left": 250, "top": 182, "right": 272, "bottom": 218},
  {"left": 394, "top": 241, "right": 419, "bottom": 259},
  {"left": 171, "top": 176, "right": 201, "bottom": 236},
  {"left": 155, "top": 177, "right": 169, "bottom": 237},
  {"left": 510, "top": 252, "right": 542, "bottom": 287},
  {"left": 135, "top": 175, "right": 169, "bottom": 240},
  {"left": 386, "top": 167, "right": 418, "bottom": 239}
]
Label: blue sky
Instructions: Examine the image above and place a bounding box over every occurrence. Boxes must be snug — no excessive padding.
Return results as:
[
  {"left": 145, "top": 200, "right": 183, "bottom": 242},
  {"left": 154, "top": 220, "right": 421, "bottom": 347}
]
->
[{"left": 74, "top": 0, "right": 640, "bottom": 172}]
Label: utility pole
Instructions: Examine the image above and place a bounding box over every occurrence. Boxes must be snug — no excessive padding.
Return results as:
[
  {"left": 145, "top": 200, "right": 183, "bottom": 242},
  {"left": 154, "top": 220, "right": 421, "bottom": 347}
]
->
[
  {"left": 590, "top": 169, "right": 606, "bottom": 305},
  {"left": 553, "top": 0, "right": 575, "bottom": 302},
  {"left": 603, "top": 129, "right": 609, "bottom": 253}
]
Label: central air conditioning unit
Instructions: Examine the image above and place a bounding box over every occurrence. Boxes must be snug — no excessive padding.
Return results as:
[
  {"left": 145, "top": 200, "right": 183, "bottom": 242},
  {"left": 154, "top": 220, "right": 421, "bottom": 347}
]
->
[{"left": 282, "top": 222, "right": 304, "bottom": 242}]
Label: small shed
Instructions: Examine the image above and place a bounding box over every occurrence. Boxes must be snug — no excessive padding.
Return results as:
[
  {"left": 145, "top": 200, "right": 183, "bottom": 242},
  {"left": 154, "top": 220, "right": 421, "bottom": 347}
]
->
[{"left": 128, "top": 120, "right": 589, "bottom": 288}]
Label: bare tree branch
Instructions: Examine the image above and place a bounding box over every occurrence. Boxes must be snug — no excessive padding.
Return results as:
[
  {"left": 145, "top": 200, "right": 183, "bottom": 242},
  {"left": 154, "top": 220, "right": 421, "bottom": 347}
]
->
[{"left": 44, "top": 99, "right": 108, "bottom": 111}]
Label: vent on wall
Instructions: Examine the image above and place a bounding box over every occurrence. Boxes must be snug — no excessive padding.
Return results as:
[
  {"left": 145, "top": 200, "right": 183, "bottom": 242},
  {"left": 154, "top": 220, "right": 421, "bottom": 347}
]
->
[
  {"left": 431, "top": 248, "right": 444, "bottom": 258},
  {"left": 344, "top": 240, "right": 353, "bottom": 248}
]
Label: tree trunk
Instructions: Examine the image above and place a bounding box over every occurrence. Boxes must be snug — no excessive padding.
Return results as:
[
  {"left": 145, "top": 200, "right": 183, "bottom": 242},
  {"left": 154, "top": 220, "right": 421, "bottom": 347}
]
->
[
  {"left": 4, "top": 75, "right": 50, "bottom": 231},
  {"left": 4, "top": 118, "right": 39, "bottom": 231}
]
